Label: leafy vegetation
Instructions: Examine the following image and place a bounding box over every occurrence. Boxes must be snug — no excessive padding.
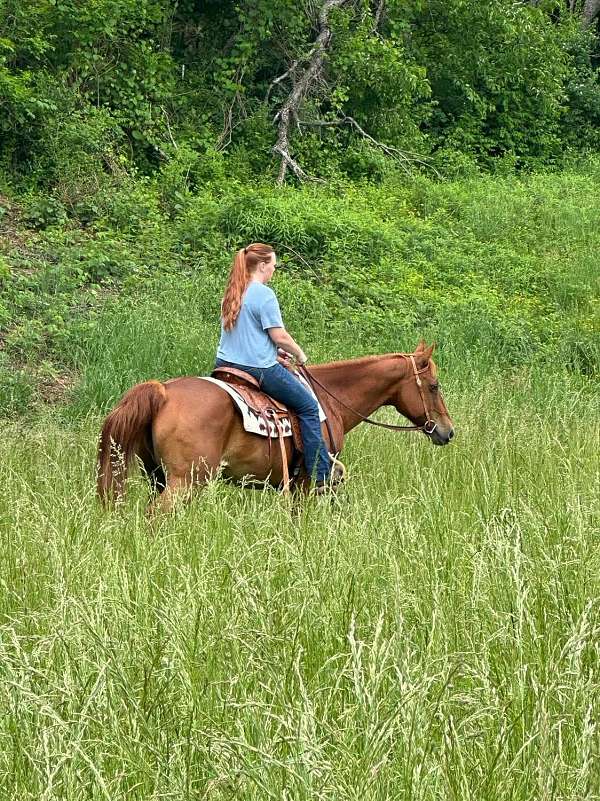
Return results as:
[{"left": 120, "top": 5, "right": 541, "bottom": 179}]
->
[
  {"left": 1, "top": 0, "right": 598, "bottom": 414},
  {"left": 1, "top": 0, "right": 600, "bottom": 187},
  {"left": 1, "top": 164, "right": 599, "bottom": 417}
]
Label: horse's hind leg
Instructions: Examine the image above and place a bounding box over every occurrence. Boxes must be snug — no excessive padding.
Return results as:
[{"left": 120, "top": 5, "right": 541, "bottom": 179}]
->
[
  {"left": 147, "top": 475, "right": 190, "bottom": 514},
  {"left": 147, "top": 458, "right": 220, "bottom": 515},
  {"left": 149, "top": 390, "right": 235, "bottom": 515}
]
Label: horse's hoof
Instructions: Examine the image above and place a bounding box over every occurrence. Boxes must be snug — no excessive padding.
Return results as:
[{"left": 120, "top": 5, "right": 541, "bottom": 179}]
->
[
  {"left": 312, "top": 473, "right": 344, "bottom": 497},
  {"left": 331, "top": 462, "right": 346, "bottom": 484}
]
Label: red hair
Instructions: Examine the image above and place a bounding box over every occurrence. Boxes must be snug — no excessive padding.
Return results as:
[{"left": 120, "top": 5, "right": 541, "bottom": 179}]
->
[{"left": 221, "top": 243, "right": 275, "bottom": 330}]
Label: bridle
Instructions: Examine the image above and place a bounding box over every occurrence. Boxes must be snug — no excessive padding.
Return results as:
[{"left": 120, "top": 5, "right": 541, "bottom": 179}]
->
[{"left": 300, "top": 354, "right": 439, "bottom": 444}]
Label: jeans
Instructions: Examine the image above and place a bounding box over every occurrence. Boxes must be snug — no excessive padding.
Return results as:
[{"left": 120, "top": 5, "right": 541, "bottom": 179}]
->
[{"left": 215, "top": 359, "right": 331, "bottom": 482}]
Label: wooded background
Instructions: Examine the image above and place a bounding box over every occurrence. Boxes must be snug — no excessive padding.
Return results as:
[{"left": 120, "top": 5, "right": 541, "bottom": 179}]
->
[{"left": 2, "top": 0, "right": 600, "bottom": 188}]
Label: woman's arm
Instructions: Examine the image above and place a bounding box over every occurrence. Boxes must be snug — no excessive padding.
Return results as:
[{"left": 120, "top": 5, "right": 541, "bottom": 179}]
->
[{"left": 267, "top": 327, "right": 308, "bottom": 365}]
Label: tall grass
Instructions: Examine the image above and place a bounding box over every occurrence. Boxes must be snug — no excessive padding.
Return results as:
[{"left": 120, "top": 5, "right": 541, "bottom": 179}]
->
[
  {"left": 1, "top": 166, "right": 599, "bottom": 797},
  {"left": 1, "top": 370, "right": 598, "bottom": 799}
]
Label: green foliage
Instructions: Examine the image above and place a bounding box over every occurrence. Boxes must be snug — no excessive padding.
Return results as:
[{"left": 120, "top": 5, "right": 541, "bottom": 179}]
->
[
  {"left": 1, "top": 158, "right": 599, "bottom": 417},
  {"left": 560, "top": 25, "right": 600, "bottom": 151},
  {"left": 1, "top": 0, "right": 600, "bottom": 184},
  {"left": 0, "top": 354, "right": 34, "bottom": 416},
  {"left": 329, "top": 5, "right": 431, "bottom": 146},
  {"left": 411, "top": 1, "right": 580, "bottom": 166},
  {"left": 34, "top": 104, "right": 127, "bottom": 202},
  {"left": 0, "top": 0, "right": 174, "bottom": 184},
  {"left": 0, "top": 208, "right": 174, "bottom": 386},
  {"left": 21, "top": 194, "right": 67, "bottom": 229}
]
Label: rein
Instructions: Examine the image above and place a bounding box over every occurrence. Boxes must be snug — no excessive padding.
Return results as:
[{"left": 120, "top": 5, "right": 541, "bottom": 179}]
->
[{"left": 299, "top": 354, "right": 437, "bottom": 436}]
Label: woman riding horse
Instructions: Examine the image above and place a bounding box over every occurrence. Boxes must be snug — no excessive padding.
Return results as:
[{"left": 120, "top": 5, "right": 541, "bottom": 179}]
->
[
  {"left": 96, "top": 246, "right": 454, "bottom": 510},
  {"left": 215, "top": 243, "right": 333, "bottom": 489}
]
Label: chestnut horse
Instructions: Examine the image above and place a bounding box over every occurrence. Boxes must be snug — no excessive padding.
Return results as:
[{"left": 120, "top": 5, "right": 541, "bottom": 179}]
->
[{"left": 97, "top": 341, "right": 454, "bottom": 510}]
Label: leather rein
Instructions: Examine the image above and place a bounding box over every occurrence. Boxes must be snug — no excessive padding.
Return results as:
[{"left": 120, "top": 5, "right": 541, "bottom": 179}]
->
[{"left": 299, "top": 354, "right": 438, "bottom": 440}]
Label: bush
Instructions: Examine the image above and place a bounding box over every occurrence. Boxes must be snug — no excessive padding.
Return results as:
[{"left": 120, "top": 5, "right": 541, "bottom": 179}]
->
[{"left": 21, "top": 194, "right": 67, "bottom": 229}]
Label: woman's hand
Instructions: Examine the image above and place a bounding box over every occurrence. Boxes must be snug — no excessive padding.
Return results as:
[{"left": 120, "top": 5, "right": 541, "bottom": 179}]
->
[
  {"left": 277, "top": 347, "right": 307, "bottom": 369},
  {"left": 277, "top": 348, "right": 293, "bottom": 367},
  {"left": 287, "top": 347, "right": 308, "bottom": 366},
  {"left": 269, "top": 327, "right": 307, "bottom": 366}
]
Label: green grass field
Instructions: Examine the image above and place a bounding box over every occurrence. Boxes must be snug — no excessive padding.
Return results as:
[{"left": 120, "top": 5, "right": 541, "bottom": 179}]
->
[
  {"left": 1, "top": 165, "right": 599, "bottom": 798},
  {"left": 1, "top": 366, "right": 598, "bottom": 799}
]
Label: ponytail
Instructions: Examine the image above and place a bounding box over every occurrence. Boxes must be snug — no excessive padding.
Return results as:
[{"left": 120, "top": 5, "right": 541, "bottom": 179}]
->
[{"left": 221, "top": 243, "right": 274, "bottom": 330}]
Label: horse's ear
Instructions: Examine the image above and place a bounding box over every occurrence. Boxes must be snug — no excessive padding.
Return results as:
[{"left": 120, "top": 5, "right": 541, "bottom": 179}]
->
[{"left": 416, "top": 341, "right": 435, "bottom": 366}]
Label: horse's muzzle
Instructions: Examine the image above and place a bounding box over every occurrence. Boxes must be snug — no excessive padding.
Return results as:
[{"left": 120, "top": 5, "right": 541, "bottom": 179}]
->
[{"left": 428, "top": 425, "right": 454, "bottom": 446}]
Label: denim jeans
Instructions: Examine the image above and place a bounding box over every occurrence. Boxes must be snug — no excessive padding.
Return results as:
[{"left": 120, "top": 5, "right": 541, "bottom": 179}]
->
[{"left": 215, "top": 359, "right": 331, "bottom": 482}]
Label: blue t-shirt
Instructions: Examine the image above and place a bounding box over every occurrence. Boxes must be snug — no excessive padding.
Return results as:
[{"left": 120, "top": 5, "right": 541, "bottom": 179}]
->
[{"left": 217, "top": 281, "right": 284, "bottom": 368}]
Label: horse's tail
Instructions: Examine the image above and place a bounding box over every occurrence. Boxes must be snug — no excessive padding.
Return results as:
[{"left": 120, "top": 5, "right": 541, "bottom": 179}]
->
[{"left": 97, "top": 380, "right": 167, "bottom": 504}]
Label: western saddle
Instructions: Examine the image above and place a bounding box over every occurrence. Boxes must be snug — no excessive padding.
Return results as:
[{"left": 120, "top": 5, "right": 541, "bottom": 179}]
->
[{"left": 211, "top": 367, "right": 304, "bottom": 490}]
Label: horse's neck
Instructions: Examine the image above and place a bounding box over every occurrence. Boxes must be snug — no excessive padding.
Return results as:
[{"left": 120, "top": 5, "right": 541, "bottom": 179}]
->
[{"left": 312, "top": 355, "right": 406, "bottom": 433}]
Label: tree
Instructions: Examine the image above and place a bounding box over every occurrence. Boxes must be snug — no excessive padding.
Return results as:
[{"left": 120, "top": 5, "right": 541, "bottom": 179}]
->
[{"left": 271, "top": 0, "right": 350, "bottom": 183}]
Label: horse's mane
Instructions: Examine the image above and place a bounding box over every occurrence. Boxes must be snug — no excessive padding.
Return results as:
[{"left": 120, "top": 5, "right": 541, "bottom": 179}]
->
[
  {"left": 313, "top": 353, "right": 407, "bottom": 371},
  {"left": 313, "top": 351, "right": 437, "bottom": 380}
]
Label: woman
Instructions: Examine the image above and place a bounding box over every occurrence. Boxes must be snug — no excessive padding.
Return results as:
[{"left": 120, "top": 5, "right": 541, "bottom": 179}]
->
[{"left": 215, "top": 243, "right": 332, "bottom": 486}]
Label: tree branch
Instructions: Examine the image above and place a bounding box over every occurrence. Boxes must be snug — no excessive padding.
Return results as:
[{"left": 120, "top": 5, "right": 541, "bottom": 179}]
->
[
  {"left": 299, "top": 116, "right": 440, "bottom": 176},
  {"left": 161, "top": 106, "right": 178, "bottom": 150},
  {"left": 271, "top": 0, "right": 351, "bottom": 185},
  {"left": 216, "top": 67, "right": 248, "bottom": 152},
  {"left": 265, "top": 43, "right": 321, "bottom": 104},
  {"left": 371, "top": 0, "right": 385, "bottom": 34}
]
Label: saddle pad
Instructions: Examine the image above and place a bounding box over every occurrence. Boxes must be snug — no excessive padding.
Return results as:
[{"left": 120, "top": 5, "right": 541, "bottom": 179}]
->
[{"left": 199, "top": 375, "right": 326, "bottom": 439}]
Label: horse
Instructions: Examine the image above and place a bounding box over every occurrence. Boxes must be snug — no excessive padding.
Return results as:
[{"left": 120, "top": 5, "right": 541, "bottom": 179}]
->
[{"left": 97, "top": 341, "right": 454, "bottom": 511}]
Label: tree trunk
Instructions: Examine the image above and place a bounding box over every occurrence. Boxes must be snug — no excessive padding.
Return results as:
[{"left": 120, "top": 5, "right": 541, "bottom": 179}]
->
[{"left": 582, "top": 0, "right": 600, "bottom": 26}]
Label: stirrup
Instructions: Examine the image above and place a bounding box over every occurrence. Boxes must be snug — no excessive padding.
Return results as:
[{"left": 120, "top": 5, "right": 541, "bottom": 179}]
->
[{"left": 328, "top": 452, "right": 347, "bottom": 484}]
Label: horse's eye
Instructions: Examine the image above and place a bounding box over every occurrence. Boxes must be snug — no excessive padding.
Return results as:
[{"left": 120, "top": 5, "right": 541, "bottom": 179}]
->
[{"left": 430, "top": 383, "right": 439, "bottom": 392}]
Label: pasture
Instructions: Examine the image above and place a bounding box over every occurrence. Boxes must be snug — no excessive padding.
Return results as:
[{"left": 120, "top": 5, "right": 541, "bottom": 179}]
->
[
  {"left": 1, "top": 366, "right": 598, "bottom": 799},
  {"left": 1, "top": 165, "right": 599, "bottom": 799},
  {"left": 2, "top": 3, "right": 600, "bottom": 794}
]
